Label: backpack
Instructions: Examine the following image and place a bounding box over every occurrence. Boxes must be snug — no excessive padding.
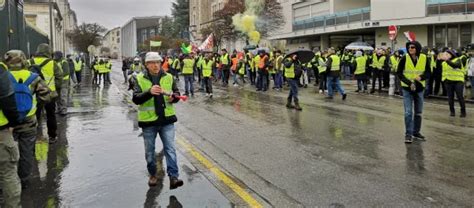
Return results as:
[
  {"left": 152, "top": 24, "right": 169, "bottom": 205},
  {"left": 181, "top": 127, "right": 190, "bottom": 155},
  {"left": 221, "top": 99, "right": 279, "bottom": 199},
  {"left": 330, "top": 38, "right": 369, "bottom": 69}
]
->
[{"left": 8, "top": 72, "right": 39, "bottom": 122}]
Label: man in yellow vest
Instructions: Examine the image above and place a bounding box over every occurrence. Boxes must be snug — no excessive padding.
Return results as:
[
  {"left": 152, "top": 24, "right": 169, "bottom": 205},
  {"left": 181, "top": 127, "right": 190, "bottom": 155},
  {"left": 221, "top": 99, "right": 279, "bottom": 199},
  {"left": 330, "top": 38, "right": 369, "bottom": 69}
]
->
[
  {"left": 354, "top": 51, "right": 368, "bottom": 93},
  {"left": 105, "top": 57, "right": 113, "bottom": 85},
  {"left": 274, "top": 50, "right": 284, "bottom": 90},
  {"left": 441, "top": 50, "right": 467, "bottom": 117},
  {"left": 201, "top": 53, "right": 214, "bottom": 97},
  {"left": 370, "top": 49, "right": 387, "bottom": 93},
  {"left": 397, "top": 41, "right": 431, "bottom": 143},
  {"left": 318, "top": 50, "right": 328, "bottom": 94},
  {"left": 220, "top": 49, "right": 231, "bottom": 86},
  {"left": 326, "top": 48, "right": 347, "bottom": 100},
  {"left": 283, "top": 54, "right": 302, "bottom": 110},
  {"left": 0, "top": 58, "right": 22, "bottom": 208},
  {"left": 130, "top": 52, "right": 183, "bottom": 189},
  {"left": 4, "top": 50, "right": 52, "bottom": 189},
  {"left": 73, "top": 56, "right": 83, "bottom": 84},
  {"left": 54, "top": 51, "right": 70, "bottom": 116},
  {"left": 181, "top": 54, "right": 196, "bottom": 96},
  {"left": 32, "top": 43, "right": 63, "bottom": 144}
]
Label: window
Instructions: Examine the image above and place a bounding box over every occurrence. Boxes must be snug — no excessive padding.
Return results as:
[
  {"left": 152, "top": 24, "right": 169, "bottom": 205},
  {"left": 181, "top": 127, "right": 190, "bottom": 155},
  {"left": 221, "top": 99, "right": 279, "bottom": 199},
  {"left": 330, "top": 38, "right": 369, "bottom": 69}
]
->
[
  {"left": 435, "top": 25, "right": 446, "bottom": 48},
  {"left": 447, "top": 25, "right": 459, "bottom": 48},
  {"left": 460, "top": 24, "right": 471, "bottom": 47},
  {"left": 117, "top": 37, "right": 120, "bottom": 43}
]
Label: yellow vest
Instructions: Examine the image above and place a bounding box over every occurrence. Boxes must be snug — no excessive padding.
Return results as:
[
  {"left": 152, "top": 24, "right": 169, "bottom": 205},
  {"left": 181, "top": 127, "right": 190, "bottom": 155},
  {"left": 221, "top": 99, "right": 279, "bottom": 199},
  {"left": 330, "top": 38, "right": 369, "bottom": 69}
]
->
[
  {"left": 9, "top": 69, "right": 38, "bottom": 117},
  {"left": 442, "top": 58, "right": 466, "bottom": 82},
  {"left": 372, "top": 55, "right": 386, "bottom": 70},
  {"left": 355, "top": 57, "right": 366, "bottom": 75},
  {"left": 202, "top": 60, "right": 213, "bottom": 77},
  {"left": 284, "top": 58, "right": 295, "bottom": 79},
  {"left": 34, "top": 57, "right": 56, "bottom": 91},
  {"left": 182, "top": 58, "right": 194, "bottom": 75},
  {"left": 0, "top": 62, "right": 9, "bottom": 126},
  {"left": 330, "top": 55, "right": 340, "bottom": 71},
  {"left": 402, "top": 54, "right": 427, "bottom": 87},
  {"left": 390, "top": 55, "right": 399, "bottom": 73},
  {"left": 220, "top": 54, "right": 229, "bottom": 65}
]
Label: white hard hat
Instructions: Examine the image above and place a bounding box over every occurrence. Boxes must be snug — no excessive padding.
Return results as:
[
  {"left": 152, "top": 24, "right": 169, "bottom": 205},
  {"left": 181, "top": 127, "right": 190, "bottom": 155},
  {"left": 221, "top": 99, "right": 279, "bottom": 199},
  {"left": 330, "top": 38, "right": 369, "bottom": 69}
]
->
[{"left": 145, "top": 52, "right": 163, "bottom": 63}]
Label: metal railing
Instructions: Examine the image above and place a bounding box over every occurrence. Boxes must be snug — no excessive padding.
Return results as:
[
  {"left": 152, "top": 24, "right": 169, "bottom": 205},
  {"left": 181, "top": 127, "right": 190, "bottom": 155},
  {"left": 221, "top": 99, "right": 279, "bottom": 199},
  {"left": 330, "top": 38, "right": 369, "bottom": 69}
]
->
[
  {"left": 292, "top": 7, "right": 371, "bottom": 31},
  {"left": 427, "top": 0, "right": 474, "bottom": 15}
]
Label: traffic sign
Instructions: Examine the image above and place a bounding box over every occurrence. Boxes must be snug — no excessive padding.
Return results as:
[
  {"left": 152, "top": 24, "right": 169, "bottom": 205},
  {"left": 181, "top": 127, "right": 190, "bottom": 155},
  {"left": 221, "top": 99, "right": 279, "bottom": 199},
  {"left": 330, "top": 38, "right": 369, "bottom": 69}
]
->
[{"left": 388, "top": 25, "right": 398, "bottom": 41}]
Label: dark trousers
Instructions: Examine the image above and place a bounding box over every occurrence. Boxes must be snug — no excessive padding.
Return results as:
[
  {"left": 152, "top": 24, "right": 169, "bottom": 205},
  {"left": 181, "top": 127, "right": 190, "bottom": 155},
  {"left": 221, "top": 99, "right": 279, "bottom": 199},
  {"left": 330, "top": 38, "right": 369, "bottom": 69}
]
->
[
  {"left": 288, "top": 78, "right": 299, "bottom": 102},
  {"left": 13, "top": 131, "right": 36, "bottom": 182},
  {"left": 75, "top": 71, "right": 82, "bottom": 83},
  {"left": 249, "top": 70, "right": 256, "bottom": 85},
  {"left": 446, "top": 81, "right": 466, "bottom": 114},
  {"left": 222, "top": 69, "right": 230, "bottom": 85},
  {"left": 203, "top": 77, "right": 213, "bottom": 94},
  {"left": 36, "top": 101, "right": 57, "bottom": 138},
  {"left": 319, "top": 73, "right": 327, "bottom": 91},
  {"left": 257, "top": 70, "right": 268, "bottom": 91},
  {"left": 357, "top": 78, "right": 368, "bottom": 91},
  {"left": 372, "top": 69, "right": 383, "bottom": 91},
  {"left": 433, "top": 72, "right": 446, "bottom": 96},
  {"left": 122, "top": 70, "right": 128, "bottom": 83},
  {"left": 383, "top": 69, "right": 390, "bottom": 88}
]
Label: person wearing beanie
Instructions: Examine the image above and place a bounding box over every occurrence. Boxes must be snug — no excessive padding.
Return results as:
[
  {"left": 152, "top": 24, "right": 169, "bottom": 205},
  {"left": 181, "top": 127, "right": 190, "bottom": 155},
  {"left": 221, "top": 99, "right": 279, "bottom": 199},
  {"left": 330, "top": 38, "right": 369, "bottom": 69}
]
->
[
  {"left": 32, "top": 43, "right": 63, "bottom": 144},
  {"left": 397, "top": 41, "right": 431, "bottom": 143},
  {"left": 54, "top": 51, "right": 70, "bottom": 116}
]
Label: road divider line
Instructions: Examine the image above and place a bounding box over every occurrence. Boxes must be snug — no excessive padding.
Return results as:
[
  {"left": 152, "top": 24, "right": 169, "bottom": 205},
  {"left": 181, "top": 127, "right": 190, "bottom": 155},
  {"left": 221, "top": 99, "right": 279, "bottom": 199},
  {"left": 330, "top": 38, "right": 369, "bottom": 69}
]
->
[{"left": 176, "top": 138, "right": 263, "bottom": 208}]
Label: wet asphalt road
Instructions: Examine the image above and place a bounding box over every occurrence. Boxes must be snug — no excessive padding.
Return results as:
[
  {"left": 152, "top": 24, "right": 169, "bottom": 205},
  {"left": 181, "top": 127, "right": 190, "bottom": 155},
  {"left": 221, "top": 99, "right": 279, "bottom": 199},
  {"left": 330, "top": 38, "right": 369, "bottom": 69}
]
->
[
  {"left": 19, "top": 67, "right": 231, "bottom": 207},
  {"left": 16, "top": 60, "right": 474, "bottom": 207}
]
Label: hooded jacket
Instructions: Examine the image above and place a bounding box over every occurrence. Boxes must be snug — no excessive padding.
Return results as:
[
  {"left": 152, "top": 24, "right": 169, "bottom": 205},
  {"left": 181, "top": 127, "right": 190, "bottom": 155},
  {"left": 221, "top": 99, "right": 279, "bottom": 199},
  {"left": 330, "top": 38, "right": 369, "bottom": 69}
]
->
[
  {"left": 397, "top": 41, "right": 431, "bottom": 92},
  {"left": 0, "top": 63, "right": 20, "bottom": 129}
]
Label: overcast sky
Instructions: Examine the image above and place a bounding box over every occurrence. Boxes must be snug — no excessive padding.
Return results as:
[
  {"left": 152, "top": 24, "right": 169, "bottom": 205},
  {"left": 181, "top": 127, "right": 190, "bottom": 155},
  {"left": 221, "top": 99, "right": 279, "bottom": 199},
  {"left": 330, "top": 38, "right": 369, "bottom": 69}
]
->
[{"left": 69, "top": 0, "right": 173, "bottom": 29}]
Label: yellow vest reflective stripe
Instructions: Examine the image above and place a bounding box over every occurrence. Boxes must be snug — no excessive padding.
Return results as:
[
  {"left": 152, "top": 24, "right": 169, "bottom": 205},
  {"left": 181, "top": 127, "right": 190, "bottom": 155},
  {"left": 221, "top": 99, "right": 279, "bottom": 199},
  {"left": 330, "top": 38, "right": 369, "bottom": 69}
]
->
[
  {"left": 330, "top": 55, "right": 340, "bottom": 71},
  {"left": 284, "top": 59, "right": 295, "bottom": 78},
  {"left": 34, "top": 57, "right": 56, "bottom": 91},
  {"left": 220, "top": 54, "right": 229, "bottom": 65},
  {"left": 0, "top": 62, "right": 9, "bottom": 126},
  {"left": 355, "top": 57, "right": 366, "bottom": 75},
  {"left": 318, "top": 57, "right": 326, "bottom": 74},
  {"left": 136, "top": 73, "right": 176, "bottom": 122},
  {"left": 372, "top": 55, "right": 386, "bottom": 70},
  {"left": 202, "top": 60, "right": 213, "bottom": 77},
  {"left": 402, "top": 54, "right": 427, "bottom": 87},
  {"left": 182, "top": 58, "right": 194, "bottom": 74},
  {"left": 9, "top": 70, "right": 37, "bottom": 117},
  {"left": 442, "top": 58, "right": 466, "bottom": 82}
]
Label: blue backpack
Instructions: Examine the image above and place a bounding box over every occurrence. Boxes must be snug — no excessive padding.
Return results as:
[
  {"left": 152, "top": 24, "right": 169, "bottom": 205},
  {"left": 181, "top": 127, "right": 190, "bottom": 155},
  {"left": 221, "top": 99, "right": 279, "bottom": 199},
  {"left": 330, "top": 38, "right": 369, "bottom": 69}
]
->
[{"left": 8, "top": 72, "right": 39, "bottom": 122}]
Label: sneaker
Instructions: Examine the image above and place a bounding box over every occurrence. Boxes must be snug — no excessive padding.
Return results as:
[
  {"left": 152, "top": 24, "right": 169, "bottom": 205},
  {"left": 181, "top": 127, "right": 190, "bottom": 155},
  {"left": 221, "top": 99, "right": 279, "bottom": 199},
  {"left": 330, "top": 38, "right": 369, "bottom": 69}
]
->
[
  {"left": 209, "top": 93, "right": 213, "bottom": 98},
  {"left": 49, "top": 136, "right": 57, "bottom": 144},
  {"left": 319, "top": 90, "right": 323, "bottom": 94},
  {"left": 354, "top": 90, "right": 360, "bottom": 93},
  {"left": 205, "top": 93, "right": 209, "bottom": 97},
  {"left": 342, "top": 94, "right": 347, "bottom": 100},
  {"left": 148, "top": 176, "right": 158, "bottom": 187},
  {"left": 404, "top": 135, "right": 413, "bottom": 144},
  {"left": 413, "top": 133, "right": 426, "bottom": 141},
  {"left": 170, "top": 177, "right": 184, "bottom": 189}
]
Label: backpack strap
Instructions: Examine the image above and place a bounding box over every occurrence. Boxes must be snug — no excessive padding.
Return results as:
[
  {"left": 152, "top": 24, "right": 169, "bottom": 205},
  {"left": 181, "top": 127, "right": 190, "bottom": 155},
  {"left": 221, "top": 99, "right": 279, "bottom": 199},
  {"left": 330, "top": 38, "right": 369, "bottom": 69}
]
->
[
  {"left": 24, "top": 73, "right": 39, "bottom": 86},
  {"left": 7, "top": 72, "right": 17, "bottom": 84}
]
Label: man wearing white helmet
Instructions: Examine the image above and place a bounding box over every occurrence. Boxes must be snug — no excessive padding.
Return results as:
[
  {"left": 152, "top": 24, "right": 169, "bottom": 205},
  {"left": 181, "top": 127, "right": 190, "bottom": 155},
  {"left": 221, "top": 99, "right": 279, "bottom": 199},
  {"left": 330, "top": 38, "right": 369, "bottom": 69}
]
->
[{"left": 130, "top": 52, "right": 184, "bottom": 189}]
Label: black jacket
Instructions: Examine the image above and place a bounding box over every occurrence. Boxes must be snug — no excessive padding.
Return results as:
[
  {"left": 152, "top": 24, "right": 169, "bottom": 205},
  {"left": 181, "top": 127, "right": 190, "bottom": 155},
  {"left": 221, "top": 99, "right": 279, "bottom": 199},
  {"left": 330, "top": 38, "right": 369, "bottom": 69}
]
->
[
  {"left": 397, "top": 41, "right": 431, "bottom": 92},
  {"left": 131, "top": 70, "right": 180, "bottom": 128},
  {"left": 0, "top": 63, "right": 20, "bottom": 129}
]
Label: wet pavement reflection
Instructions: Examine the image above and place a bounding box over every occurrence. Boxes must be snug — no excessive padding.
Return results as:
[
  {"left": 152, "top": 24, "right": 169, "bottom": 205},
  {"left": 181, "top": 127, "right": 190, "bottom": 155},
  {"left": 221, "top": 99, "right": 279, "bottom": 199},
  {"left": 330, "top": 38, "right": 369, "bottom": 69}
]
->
[{"left": 20, "top": 69, "right": 231, "bottom": 207}]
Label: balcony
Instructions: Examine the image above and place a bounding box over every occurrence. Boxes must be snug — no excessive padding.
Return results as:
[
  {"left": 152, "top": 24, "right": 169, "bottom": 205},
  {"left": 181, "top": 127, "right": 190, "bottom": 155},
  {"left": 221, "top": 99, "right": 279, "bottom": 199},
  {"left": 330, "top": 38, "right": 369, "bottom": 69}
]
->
[
  {"left": 292, "top": 7, "right": 370, "bottom": 31},
  {"left": 427, "top": 0, "right": 474, "bottom": 15}
]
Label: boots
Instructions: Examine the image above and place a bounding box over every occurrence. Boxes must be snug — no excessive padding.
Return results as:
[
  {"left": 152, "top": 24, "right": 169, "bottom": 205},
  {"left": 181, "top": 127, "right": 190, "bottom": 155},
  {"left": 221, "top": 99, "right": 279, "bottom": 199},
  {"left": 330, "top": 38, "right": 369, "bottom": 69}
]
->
[
  {"left": 294, "top": 100, "right": 302, "bottom": 111},
  {"left": 286, "top": 97, "right": 294, "bottom": 109}
]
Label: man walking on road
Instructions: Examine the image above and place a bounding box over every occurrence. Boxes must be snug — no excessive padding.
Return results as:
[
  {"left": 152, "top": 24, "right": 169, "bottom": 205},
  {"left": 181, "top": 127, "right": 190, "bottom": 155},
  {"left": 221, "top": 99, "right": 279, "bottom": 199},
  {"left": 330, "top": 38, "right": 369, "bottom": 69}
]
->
[
  {"left": 284, "top": 54, "right": 303, "bottom": 111},
  {"left": 0, "top": 60, "right": 22, "bottom": 208},
  {"left": 131, "top": 52, "right": 184, "bottom": 189},
  {"left": 326, "top": 48, "right": 347, "bottom": 100},
  {"left": 397, "top": 41, "right": 431, "bottom": 143}
]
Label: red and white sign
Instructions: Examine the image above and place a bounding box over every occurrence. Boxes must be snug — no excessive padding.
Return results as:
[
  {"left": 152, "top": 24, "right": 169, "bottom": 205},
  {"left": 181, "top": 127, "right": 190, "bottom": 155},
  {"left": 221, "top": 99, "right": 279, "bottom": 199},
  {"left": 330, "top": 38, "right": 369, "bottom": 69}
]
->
[
  {"left": 388, "top": 25, "right": 398, "bottom": 41},
  {"left": 198, "top": 33, "right": 214, "bottom": 51},
  {"left": 404, "top": 31, "right": 416, "bottom": 42}
]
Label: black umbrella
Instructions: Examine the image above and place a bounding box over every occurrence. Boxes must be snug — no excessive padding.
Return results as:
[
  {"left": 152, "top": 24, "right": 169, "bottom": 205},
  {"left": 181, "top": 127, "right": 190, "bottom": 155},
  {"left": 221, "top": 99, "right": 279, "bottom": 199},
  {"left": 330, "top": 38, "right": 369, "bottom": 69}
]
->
[{"left": 284, "top": 49, "right": 315, "bottom": 64}]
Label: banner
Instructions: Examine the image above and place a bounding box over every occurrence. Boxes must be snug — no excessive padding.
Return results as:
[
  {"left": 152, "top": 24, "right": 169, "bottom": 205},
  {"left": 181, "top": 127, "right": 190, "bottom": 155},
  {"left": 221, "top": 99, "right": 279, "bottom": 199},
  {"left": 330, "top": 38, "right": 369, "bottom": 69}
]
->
[
  {"left": 150, "top": 41, "right": 162, "bottom": 47},
  {"left": 198, "top": 34, "right": 214, "bottom": 51}
]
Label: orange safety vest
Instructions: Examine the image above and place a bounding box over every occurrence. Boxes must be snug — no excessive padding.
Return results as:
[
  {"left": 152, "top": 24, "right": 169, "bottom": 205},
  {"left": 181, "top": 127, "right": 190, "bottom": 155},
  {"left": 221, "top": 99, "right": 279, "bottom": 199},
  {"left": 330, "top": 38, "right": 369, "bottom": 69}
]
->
[
  {"left": 258, "top": 55, "right": 268, "bottom": 70},
  {"left": 162, "top": 59, "right": 169, "bottom": 72},
  {"left": 231, "top": 57, "right": 238, "bottom": 71}
]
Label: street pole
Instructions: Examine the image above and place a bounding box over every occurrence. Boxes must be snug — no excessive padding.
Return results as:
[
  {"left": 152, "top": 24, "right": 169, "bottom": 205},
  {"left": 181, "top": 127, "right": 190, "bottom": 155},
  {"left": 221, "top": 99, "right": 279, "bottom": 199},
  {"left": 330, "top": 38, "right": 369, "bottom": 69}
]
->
[{"left": 49, "top": 0, "right": 54, "bottom": 50}]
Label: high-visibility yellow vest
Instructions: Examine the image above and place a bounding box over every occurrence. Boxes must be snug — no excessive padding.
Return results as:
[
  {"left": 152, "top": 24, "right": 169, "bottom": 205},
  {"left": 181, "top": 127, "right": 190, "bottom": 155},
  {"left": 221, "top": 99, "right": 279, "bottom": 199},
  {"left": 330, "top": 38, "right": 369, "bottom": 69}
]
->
[
  {"left": 355, "top": 57, "right": 366, "bottom": 75},
  {"left": 330, "top": 55, "right": 340, "bottom": 71},
  {"left": 136, "top": 73, "right": 176, "bottom": 122},
  {"left": 390, "top": 55, "right": 399, "bottom": 73},
  {"left": 106, "top": 61, "right": 112, "bottom": 73},
  {"left": 60, "top": 60, "right": 70, "bottom": 80},
  {"left": 238, "top": 62, "right": 245, "bottom": 75},
  {"left": 182, "top": 58, "right": 194, "bottom": 75},
  {"left": 372, "top": 55, "right": 386, "bottom": 70},
  {"left": 202, "top": 60, "right": 213, "bottom": 77},
  {"left": 0, "top": 62, "right": 9, "bottom": 126},
  {"left": 74, "top": 60, "right": 82, "bottom": 72},
  {"left": 33, "top": 57, "right": 56, "bottom": 91},
  {"left": 9, "top": 69, "right": 37, "bottom": 117},
  {"left": 284, "top": 58, "right": 295, "bottom": 79},
  {"left": 402, "top": 54, "right": 427, "bottom": 87},
  {"left": 318, "top": 57, "right": 326, "bottom": 74},
  {"left": 172, "top": 59, "right": 181, "bottom": 70},
  {"left": 220, "top": 54, "right": 229, "bottom": 65},
  {"left": 131, "top": 63, "right": 143, "bottom": 72},
  {"left": 253, "top": 55, "right": 260, "bottom": 71},
  {"left": 442, "top": 58, "right": 466, "bottom": 82}
]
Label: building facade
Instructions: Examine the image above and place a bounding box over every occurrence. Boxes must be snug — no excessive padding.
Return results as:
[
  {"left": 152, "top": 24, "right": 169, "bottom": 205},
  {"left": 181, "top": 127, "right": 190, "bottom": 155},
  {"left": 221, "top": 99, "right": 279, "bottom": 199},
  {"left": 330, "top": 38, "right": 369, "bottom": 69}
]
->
[
  {"left": 270, "top": 0, "right": 474, "bottom": 51},
  {"left": 24, "top": 0, "right": 77, "bottom": 53},
  {"left": 102, "top": 27, "right": 121, "bottom": 58},
  {"left": 121, "top": 16, "right": 163, "bottom": 57}
]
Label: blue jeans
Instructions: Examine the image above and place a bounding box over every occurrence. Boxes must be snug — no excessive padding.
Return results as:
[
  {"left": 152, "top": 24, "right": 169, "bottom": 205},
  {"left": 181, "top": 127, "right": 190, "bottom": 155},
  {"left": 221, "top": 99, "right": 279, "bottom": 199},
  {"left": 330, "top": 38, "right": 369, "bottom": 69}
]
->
[
  {"left": 327, "top": 76, "right": 345, "bottom": 97},
  {"left": 142, "top": 124, "right": 179, "bottom": 177},
  {"left": 184, "top": 75, "right": 194, "bottom": 94},
  {"left": 288, "top": 78, "right": 298, "bottom": 101},
  {"left": 274, "top": 72, "right": 283, "bottom": 89},
  {"left": 402, "top": 89, "right": 424, "bottom": 137}
]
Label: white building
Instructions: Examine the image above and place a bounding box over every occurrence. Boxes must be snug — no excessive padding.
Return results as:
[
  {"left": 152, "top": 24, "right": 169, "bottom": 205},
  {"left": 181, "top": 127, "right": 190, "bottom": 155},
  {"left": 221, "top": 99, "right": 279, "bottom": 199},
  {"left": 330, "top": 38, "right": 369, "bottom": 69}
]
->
[
  {"left": 24, "top": 0, "right": 77, "bottom": 53},
  {"left": 121, "top": 16, "right": 164, "bottom": 57},
  {"left": 103, "top": 27, "right": 121, "bottom": 58},
  {"left": 270, "top": 0, "right": 474, "bottom": 50}
]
